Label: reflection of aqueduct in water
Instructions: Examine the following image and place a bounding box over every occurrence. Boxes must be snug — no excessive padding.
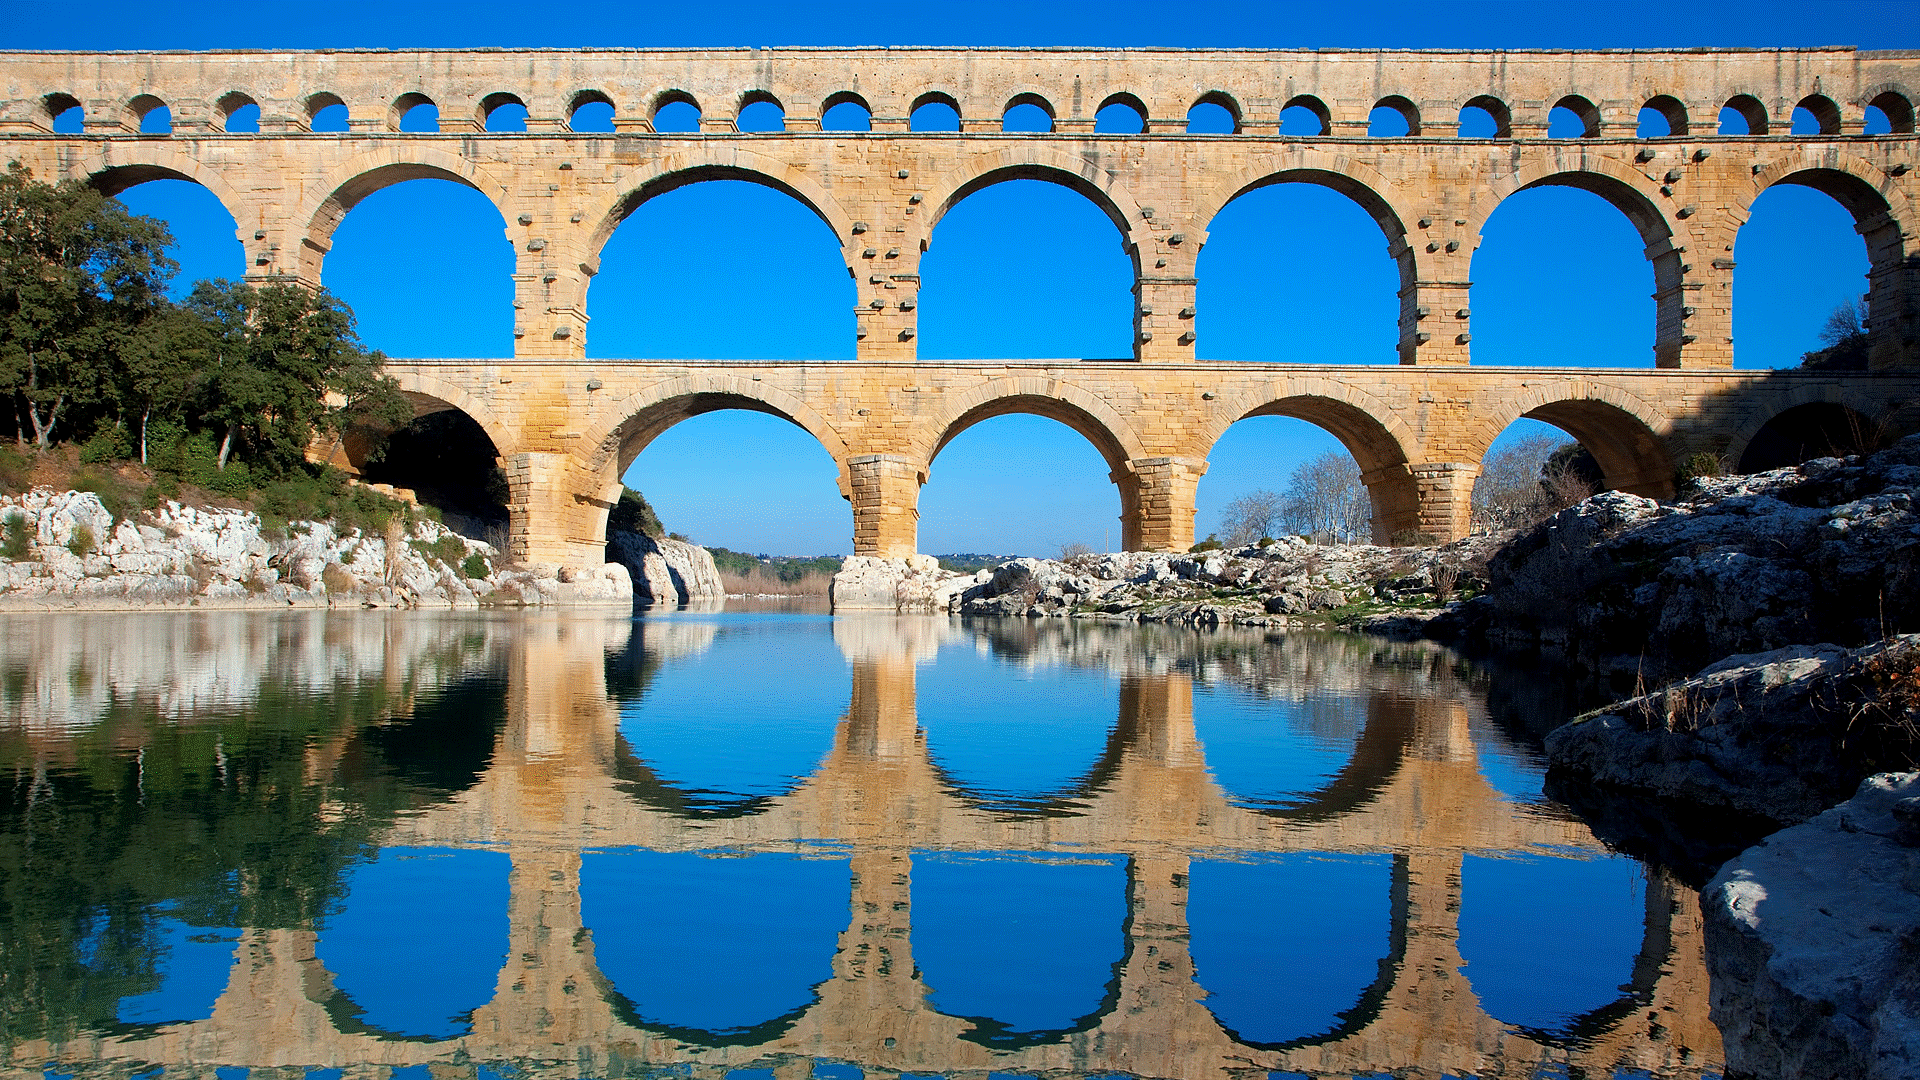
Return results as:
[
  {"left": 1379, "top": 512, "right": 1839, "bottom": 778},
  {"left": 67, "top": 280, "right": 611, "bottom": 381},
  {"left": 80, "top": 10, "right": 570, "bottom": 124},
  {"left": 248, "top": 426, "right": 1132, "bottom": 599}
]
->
[
  {"left": 2, "top": 48, "right": 1919, "bottom": 559},
  {"left": 18, "top": 615, "right": 1723, "bottom": 1079}
]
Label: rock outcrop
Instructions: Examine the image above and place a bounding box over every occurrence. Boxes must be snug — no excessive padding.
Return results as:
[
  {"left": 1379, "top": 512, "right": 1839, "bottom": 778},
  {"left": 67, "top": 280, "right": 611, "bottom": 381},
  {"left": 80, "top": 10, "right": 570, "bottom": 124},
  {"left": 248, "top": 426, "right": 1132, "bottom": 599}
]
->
[
  {"left": 830, "top": 554, "right": 972, "bottom": 612},
  {"left": 0, "top": 488, "right": 632, "bottom": 609},
  {"left": 1473, "top": 436, "right": 1920, "bottom": 680},
  {"left": 1544, "top": 636, "right": 1920, "bottom": 826},
  {"left": 1703, "top": 772, "right": 1920, "bottom": 1080},
  {"left": 608, "top": 531, "right": 724, "bottom": 607}
]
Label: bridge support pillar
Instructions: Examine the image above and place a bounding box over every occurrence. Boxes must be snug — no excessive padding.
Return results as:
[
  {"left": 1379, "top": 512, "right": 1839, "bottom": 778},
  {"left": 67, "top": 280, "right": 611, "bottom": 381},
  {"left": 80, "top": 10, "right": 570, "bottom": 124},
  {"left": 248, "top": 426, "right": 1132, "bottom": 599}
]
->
[
  {"left": 1399, "top": 279, "right": 1474, "bottom": 365},
  {"left": 507, "top": 451, "right": 608, "bottom": 567},
  {"left": 1119, "top": 457, "right": 1204, "bottom": 552},
  {"left": 1135, "top": 276, "right": 1199, "bottom": 362},
  {"left": 1867, "top": 242, "right": 1920, "bottom": 370},
  {"left": 1408, "top": 462, "right": 1477, "bottom": 543},
  {"left": 848, "top": 453, "right": 924, "bottom": 558}
]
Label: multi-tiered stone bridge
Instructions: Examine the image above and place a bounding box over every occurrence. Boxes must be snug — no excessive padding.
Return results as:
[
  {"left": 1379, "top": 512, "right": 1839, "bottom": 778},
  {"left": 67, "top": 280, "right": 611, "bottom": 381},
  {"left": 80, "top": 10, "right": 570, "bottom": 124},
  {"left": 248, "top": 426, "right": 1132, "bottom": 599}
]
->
[{"left": 3, "top": 47, "right": 1918, "bottom": 561}]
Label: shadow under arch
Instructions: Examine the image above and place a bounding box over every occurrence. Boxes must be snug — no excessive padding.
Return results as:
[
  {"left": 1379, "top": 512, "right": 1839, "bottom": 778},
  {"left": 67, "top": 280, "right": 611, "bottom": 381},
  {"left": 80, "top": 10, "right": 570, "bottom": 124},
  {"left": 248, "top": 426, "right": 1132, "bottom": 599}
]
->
[
  {"left": 318, "top": 377, "right": 518, "bottom": 487},
  {"left": 1482, "top": 157, "right": 1692, "bottom": 367},
  {"left": 1475, "top": 385, "right": 1676, "bottom": 497},
  {"left": 1732, "top": 397, "right": 1887, "bottom": 473},
  {"left": 582, "top": 151, "right": 857, "bottom": 271},
  {"left": 1201, "top": 386, "right": 1421, "bottom": 544},
  {"left": 292, "top": 151, "right": 514, "bottom": 283}
]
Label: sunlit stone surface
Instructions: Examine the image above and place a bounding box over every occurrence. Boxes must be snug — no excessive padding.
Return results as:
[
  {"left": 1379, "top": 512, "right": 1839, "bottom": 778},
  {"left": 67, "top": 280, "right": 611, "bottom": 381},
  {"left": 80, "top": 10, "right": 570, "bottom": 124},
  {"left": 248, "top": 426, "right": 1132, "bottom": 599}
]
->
[{"left": 0, "top": 610, "right": 1721, "bottom": 1078}]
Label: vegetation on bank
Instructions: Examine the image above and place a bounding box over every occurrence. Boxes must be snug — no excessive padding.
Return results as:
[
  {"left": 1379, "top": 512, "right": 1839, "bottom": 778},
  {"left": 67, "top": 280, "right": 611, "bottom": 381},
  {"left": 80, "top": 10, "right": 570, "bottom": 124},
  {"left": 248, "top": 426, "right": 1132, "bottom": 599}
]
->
[{"left": 0, "top": 162, "right": 434, "bottom": 536}]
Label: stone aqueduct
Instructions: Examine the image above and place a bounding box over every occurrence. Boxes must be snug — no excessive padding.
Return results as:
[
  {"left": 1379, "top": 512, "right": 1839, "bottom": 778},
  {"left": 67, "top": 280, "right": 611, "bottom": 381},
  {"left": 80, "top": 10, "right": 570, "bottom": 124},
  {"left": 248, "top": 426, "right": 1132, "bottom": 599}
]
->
[{"left": 3, "top": 47, "right": 1920, "bottom": 560}]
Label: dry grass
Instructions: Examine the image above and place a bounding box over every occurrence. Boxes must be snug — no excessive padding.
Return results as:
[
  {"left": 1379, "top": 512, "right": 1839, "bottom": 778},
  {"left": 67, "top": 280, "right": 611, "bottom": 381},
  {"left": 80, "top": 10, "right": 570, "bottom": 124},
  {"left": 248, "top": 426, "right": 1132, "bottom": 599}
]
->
[{"left": 720, "top": 567, "right": 831, "bottom": 597}]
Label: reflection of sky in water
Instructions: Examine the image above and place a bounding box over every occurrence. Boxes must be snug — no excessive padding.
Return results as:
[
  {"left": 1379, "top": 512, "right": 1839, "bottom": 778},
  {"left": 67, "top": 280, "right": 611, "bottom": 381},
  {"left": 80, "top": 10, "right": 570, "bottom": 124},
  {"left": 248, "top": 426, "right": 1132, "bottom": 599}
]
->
[
  {"left": 917, "top": 651, "right": 1117, "bottom": 807},
  {"left": 113, "top": 912, "right": 240, "bottom": 1025},
  {"left": 1188, "top": 854, "right": 1393, "bottom": 1045},
  {"left": 1192, "top": 683, "right": 1360, "bottom": 810},
  {"left": 1459, "top": 852, "right": 1647, "bottom": 1032},
  {"left": 1473, "top": 737, "right": 1552, "bottom": 804},
  {"left": 619, "top": 621, "right": 848, "bottom": 802},
  {"left": 582, "top": 848, "right": 848, "bottom": 1036},
  {"left": 912, "top": 853, "right": 1127, "bottom": 1039},
  {"left": 315, "top": 847, "right": 509, "bottom": 1039}
]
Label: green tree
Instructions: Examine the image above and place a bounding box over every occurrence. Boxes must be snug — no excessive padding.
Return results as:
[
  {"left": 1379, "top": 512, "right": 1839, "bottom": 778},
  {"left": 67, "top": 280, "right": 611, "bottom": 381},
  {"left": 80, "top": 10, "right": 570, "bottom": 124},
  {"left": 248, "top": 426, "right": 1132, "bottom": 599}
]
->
[
  {"left": 0, "top": 161, "right": 175, "bottom": 448},
  {"left": 116, "top": 303, "right": 206, "bottom": 464},
  {"left": 184, "top": 280, "right": 409, "bottom": 473}
]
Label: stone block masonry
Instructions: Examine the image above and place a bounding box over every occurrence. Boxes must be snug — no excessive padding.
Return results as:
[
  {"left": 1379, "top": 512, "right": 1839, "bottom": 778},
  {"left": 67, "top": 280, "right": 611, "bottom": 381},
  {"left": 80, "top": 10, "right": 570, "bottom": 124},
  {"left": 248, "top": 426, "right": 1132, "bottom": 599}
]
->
[{"left": 5, "top": 47, "right": 1917, "bottom": 562}]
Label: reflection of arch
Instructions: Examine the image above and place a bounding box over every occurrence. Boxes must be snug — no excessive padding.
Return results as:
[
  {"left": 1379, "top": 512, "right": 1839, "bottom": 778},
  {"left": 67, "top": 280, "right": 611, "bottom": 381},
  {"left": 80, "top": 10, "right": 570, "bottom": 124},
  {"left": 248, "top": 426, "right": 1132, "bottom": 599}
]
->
[
  {"left": 583, "top": 149, "right": 855, "bottom": 266},
  {"left": 610, "top": 735, "right": 801, "bottom": 819},
  {"left": 294, "top": 151, "right": 513, "bottom": 272},
  {"left": 919, "top": 149, "right": 1148, "bottom": 244},
  {"left": 916, "top": 377, "right": 1148, "bottom": 475},
  {"left": 1477, "top": 384, "right": 1675, "bottom": 497},
  {"left": 1229, "top": 695, "right": 1416, "bottom": 824}
]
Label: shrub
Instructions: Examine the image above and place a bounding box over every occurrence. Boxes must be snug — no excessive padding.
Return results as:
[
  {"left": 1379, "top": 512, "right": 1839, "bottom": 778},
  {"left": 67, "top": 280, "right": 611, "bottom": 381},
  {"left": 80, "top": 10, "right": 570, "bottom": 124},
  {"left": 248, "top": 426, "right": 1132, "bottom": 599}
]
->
[
  {"left": 67, "top": 524, "right": 95, "bottom": 558},
  {"left": 70, "top": 466, "right": 136, "bottom": 523},
  {"left": 1390, "top": 529, "right": 1439, "bottom": 548},
  {"left": 0, "top": 445, "right": 30, "bottom": 494},
  {"left": 77, "top": 425, "right": 131, "bottom": 465},
  {"left": 1189, "top": 535, "right": 1224, "bottom": 553},
  {"left": 460, "top": 552, "right": 490, "bottom": 580},
  {"left": 2, "top": 514, "right": 31, "bottom": 559},
  {"left": 321, "top": 563, "right": 357, "bottom": 595},
  {"left": 1678, "top": 451, "right": 1729, "bottom": 485}
]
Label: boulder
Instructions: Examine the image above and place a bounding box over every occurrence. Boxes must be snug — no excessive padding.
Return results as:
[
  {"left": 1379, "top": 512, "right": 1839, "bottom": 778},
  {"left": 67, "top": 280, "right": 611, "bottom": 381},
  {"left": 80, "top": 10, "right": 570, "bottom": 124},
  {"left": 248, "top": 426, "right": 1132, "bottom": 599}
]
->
[
  {"left": 830, "top": 554, "right": 968, "bottom": 613},
  {"left": 1704, "top": 772, "right": 1920, "bottom": 1080}
]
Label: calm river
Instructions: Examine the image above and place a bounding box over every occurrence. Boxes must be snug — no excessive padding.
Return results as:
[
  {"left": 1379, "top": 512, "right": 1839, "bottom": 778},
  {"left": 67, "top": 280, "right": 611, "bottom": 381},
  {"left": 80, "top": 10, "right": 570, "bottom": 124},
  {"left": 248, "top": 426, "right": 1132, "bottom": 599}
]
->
[{"left": 0, "top": 610, "right": 1722, "bottom": 1079}]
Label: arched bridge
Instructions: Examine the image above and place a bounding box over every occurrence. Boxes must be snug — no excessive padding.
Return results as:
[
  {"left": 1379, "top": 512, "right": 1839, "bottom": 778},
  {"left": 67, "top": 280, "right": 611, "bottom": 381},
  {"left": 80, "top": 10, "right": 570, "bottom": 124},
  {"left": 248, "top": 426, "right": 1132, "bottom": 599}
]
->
[{"left": 3, "top": 47, "right": 1918, "bottom": 560}]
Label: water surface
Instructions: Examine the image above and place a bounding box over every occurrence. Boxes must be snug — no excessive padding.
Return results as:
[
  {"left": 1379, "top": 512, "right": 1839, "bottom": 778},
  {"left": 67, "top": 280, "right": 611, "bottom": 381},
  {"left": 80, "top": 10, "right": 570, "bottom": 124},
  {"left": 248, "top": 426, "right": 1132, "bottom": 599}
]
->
[{"left": 0, "top": 610, "right": 1722, "bottom": 1078}]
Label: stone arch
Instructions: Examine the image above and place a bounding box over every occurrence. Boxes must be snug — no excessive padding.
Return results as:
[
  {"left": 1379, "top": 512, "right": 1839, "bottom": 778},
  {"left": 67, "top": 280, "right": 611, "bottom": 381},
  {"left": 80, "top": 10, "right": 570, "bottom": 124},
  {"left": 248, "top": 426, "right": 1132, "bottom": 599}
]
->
[
  {"left": 1473, "top": 382, "right": 1676, "bottom": 497},
  {"left": 1190, "top": 90, "right": 1243, "bottom": 132},
  {"left": 387, "top": 371, "right": 521, "bottom": 459},
  {"left": 389, "top": 91, "right": 436, "bottom": 132},
  {"left": 581, "top": 375, "right": 853, "bottom": 517},
  {"left": 917, "top": 148, "right": 1148, "bottom": 255},
  {"left": 1721, "top": 93, "right": 1772, "bottom": 135},
  {"left": 1550, "top": 94, "right": 1601, "bottom": 138},
  {"left": 1001, "top": 89, "right": 1057, "bottom": 131},
  {"left": 1723, "top": 382, "right": 1913, "bottom": 472},
  {"left": 582, "top": 147, "right": 856, "bottom": 271},
  {"left": 74, "top": 147, "right": 252, "bottom": 236},
  {"left": 1280, "top": 94, "right": 1330, "bottom": 135},
  {"left": 1192, "top": 151, "right": 1417, "bottom": 361},
  {"left": 1460, "top": 94, "right": 1513, "bottom": 138},
  {"left": 914, "top": 376, "right": 1149, "bottom": 478},
  {"left": 1199, "top": 379, "right": 1421, "bottom": 543},
  {"left": 1865, "top": 86, "right": 1916, "bottom": 133},
  {"left": 1795, "top": 93, "right": 1843, "bottom": 135},
  {"left": 1641, "top": 94, "right": 1689, "bottom": 137},
  {"left": 1482, "top": 155, "right": 1694, "bottom": 366},
  {"left": 292, "top": 148, "right": 515, "bottom": 284},
  {"left": 1096, "top": 91, "right": 1148, "bottom": 130},
  {"left": 1371, "top": 94, "right": 1421, "bottom": 136},
  {"left": 215, "top": 90, "right": 260, "bottom": 132},
  {"left": 1744, "top": 152, "right": 1916, "bottom": 362}
]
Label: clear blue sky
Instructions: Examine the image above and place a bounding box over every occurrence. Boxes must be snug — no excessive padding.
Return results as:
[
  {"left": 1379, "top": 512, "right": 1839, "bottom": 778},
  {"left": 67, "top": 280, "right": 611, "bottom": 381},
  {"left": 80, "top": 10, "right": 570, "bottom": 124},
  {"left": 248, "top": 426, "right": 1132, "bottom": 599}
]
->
[{"left": 8, "top": 1, "right": 1912, "bottom": 556}]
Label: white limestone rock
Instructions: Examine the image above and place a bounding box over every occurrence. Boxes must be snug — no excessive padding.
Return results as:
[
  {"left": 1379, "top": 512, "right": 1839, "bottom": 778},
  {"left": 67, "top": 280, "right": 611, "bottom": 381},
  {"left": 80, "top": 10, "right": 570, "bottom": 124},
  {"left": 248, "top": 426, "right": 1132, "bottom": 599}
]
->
[{"left": 1705, "top": 771, "right": 1920, "bottom": 1080}]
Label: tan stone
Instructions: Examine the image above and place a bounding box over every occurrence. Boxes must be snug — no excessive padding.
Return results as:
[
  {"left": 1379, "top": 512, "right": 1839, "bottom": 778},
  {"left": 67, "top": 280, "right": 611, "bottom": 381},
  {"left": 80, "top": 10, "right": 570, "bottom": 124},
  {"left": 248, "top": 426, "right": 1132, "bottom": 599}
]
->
[{"left": 3, "top": 47, "right": 1915, "bottom": 560}]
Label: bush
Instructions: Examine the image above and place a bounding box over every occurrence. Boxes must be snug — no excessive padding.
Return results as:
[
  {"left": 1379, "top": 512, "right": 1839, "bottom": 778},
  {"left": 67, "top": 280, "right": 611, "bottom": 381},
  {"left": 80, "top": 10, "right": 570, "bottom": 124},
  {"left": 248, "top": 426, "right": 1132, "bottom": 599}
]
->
[
  {"left": 1390, "top": 529, "right": 1439, "bottom": 547},
  {"left": 77, "top": 425, "right": 130, "bottom": 465},
  {"left": 1189, "top": 535, "right": 1224, "bottom": 553},
  {"left": 1678, "top": 451, "right": 1729, "bottom": 485},
  {"left": 320, "top": 563, "right": 357, "bottom": 595},
  {"left": 460, "top": 552, "right": 490, "bottom": 580},
  {"left": 67, "top": 524, "right": 94, "bottom": 557},
  {"left": 0, "top": 446, "right": 29, "bottom": 495},
  {"left": 2, "top": 514, "right": 30, "bottom": 559}
]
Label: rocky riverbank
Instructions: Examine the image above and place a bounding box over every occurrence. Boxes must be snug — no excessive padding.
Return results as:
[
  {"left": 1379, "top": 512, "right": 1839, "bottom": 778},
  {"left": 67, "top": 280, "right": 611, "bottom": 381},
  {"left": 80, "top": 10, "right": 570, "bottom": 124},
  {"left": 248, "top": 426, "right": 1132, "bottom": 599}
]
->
[
  {"left": 831, "top": 535, "right": 1499, "bottom": 629},
  {"left": 0, "top": 488, "right": 631, "bottom": 609}
]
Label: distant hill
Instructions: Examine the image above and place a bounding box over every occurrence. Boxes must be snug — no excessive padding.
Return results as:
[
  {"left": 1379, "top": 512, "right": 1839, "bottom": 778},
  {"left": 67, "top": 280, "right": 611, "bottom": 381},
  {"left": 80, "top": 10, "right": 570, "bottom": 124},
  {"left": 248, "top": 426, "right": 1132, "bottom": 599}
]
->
[{"left": 934, "top": 553, "right": 1023, "bottom": 573}]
